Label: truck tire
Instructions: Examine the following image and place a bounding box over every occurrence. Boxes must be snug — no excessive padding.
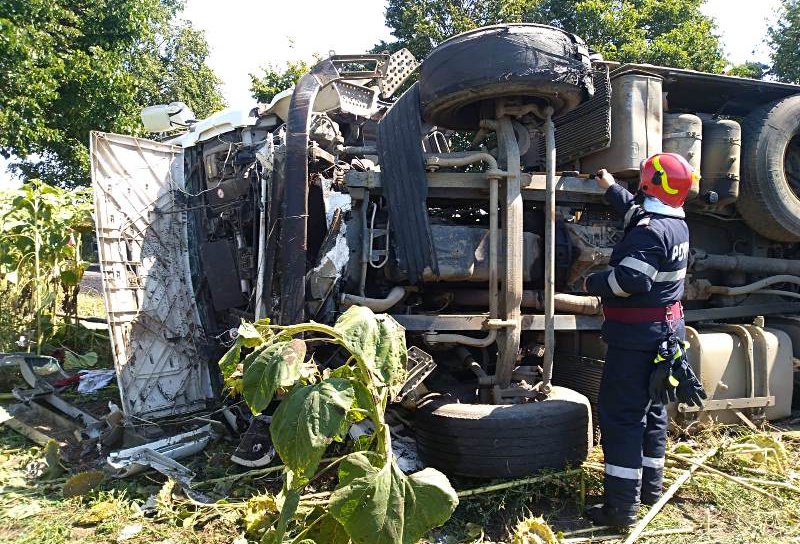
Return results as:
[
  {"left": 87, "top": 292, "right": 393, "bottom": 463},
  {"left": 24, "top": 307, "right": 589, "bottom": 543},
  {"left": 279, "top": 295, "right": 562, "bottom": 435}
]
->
[
  {"left": 737, "top": 95, "right": 800, "bottom": 242},
  {"left": 419, "top": 24, "right": 593, "bottom": 130},
  {"left": 414, "top": 386, "right": 592, "bottom": 478}
]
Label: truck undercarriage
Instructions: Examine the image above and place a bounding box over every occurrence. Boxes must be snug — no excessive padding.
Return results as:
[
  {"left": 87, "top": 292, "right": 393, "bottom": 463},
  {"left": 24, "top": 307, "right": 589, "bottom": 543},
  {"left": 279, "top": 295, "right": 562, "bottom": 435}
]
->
[{"left": 92, "top": 24, "right": 800, "bottom": 478}]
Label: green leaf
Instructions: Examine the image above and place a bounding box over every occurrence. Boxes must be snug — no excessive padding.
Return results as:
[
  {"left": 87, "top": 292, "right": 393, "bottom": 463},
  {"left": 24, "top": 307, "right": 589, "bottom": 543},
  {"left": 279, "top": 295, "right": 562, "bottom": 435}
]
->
[
  {"left": 271, "top": 378, "right": 354, "bottom": 478},
  {"left": 334, "top": 307, "right": 408, "bottom": 394},
  {"left": 335, "top": 306, "right": 380, "bottom": 366},
  {"left": 59, "top": 269, "right": 79, "bottom": 286},
  {"left": 64, "top": 351, "right": 98, "bottom": 369},
  {"left": 254, "top": 316, "right": 272, "bottom": 337},
  {"left": 37, "top": 291, "right": 56, "bottom": 312},
  {"left": 374, "top": 314, "right": 408, "bottom": 394},
  {"left": 308, "top": 513, "right": 352, "bottom": 544},
  {"left": 242, "top": 340, "right": 307, "bottom": 414},
  {"left": 269, "top": 483, "right": 301, "bottom": 544},
  {"left": 63, "top": 471, "right": 105, "bottom": 498},
  {"left": 330, "top": 364, "right": 374, "bottom": 424},
  {"left": 329, "top": 453, "right": 459, "bottom": 544},
  {"left": 238, "top": 320, "right": 265, "bottom": 348},
  {"left": 218, "top": 342, "right": 242, "bottom": 377}
]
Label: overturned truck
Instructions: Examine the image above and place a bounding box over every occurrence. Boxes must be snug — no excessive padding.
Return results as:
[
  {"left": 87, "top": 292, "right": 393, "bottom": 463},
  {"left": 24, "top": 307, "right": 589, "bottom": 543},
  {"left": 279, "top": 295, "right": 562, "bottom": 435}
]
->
[{"left": 92, "top": 24, "right": 800, "bottom": 479}]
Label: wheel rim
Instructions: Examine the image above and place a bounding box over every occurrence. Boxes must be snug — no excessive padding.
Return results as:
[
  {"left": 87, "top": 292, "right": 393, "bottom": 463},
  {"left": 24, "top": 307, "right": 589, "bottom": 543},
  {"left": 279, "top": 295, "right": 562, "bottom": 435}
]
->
[{"left": 785, "top": 134, "right": 800, "bottom": 199}]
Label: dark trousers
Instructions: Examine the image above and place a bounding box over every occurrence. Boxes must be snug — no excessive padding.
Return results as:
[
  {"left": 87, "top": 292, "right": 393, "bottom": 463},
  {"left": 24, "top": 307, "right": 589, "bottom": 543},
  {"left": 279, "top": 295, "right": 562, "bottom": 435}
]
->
[{"left": 598, "top": 345, "right": 668, "bottom": 512}]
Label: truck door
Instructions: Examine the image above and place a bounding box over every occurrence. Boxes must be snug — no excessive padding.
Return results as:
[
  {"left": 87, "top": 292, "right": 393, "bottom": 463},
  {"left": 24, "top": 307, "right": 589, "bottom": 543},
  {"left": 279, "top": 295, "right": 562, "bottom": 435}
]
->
[{"left": 90, "top": 131, "right": 215, "bottom": 420}]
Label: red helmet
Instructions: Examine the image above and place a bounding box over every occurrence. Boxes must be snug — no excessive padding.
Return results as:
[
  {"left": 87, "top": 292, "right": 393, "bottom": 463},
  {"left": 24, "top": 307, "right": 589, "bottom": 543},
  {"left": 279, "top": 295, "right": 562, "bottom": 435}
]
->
[{"left": 639, "top": 153, "right": 698, "bottom": 208}]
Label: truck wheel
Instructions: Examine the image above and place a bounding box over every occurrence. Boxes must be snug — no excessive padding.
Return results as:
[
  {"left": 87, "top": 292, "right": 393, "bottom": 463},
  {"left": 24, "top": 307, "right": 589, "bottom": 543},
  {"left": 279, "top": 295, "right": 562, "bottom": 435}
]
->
[
  {"left": 738, "top": 95, "right": 800, "bottom": 242},
  {"left": 419, "top": 24, "right": 593, "bottom": 130},
  {"left": 414, "top": 386, "right": 592, "bottom": 478}
]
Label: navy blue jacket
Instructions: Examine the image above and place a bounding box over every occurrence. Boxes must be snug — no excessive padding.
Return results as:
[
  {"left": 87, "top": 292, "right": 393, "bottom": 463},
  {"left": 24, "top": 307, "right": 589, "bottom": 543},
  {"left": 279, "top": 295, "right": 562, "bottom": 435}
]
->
[{"left": 586, "top": 184, "right": 689, "bottom": 349}]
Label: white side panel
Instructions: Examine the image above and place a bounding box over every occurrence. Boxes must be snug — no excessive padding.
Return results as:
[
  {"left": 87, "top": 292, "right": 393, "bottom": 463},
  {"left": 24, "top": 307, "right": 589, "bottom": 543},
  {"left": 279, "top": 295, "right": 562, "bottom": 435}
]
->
[{"left": 90, "top": 131, "right": 214, "bottom": 420}]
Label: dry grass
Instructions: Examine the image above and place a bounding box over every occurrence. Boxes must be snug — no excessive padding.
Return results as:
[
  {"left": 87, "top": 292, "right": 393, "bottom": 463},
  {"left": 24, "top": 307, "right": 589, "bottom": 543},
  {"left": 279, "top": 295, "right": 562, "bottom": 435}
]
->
[
  {"left": 1, "top": 411, "right": 799, "bottom": 543},
  {"left": 76, "top": 291, "right": 106, "bottom": 320}
]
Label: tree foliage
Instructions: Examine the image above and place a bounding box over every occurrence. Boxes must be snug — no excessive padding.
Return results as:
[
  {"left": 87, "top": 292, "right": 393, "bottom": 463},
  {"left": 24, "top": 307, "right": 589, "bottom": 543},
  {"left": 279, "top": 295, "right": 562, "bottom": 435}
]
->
[
  {"left": 249, "top": 60, "right": 312, "bottom": 104},
  {"left": 727, "top": 62, "right": 768, "bottom": 80},
  {"left": 769, "top": 0, "right": 800, "bottom": 83},
  {"left": 378, "top": 0, "right": 725, "bottom": 72},
  {"left": 0, "top": 0, "right": 225, "bottom": 187}
]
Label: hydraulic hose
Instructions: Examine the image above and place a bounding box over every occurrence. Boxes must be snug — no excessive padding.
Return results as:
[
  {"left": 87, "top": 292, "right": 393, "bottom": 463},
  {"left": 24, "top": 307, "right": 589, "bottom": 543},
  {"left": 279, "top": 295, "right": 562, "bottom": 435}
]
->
[
  {"left": 707, "top": 275, "right": 800, "bottom": 296},
  {"left": 341, "top": 286, "right": 409, "bottom": 313},
  {"left": 446, "top": 290, "right": 602, "bottom": 315}
]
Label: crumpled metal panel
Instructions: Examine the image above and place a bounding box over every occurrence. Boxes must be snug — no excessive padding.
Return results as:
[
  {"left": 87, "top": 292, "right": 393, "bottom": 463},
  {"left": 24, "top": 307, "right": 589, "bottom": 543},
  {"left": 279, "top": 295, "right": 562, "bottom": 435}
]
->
[
  {"left": 90, "top": 132, "right": 215, "bottom": 419},
  {"left": 377, "top": 83, "right": 437, "bottom": 283}
]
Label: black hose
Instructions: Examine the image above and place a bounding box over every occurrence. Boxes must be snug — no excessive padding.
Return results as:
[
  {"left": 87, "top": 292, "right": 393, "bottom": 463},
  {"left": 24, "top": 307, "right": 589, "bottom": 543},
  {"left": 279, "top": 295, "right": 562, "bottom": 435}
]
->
[{"left": 279, "top": 60, "right": 340, "bottom": 325}]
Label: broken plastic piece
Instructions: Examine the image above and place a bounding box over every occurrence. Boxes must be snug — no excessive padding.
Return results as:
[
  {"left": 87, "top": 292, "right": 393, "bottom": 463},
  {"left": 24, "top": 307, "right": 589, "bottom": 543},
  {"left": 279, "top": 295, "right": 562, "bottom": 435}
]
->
[{"left": 107, "top": 424, "right": 216, "bottom": 483}]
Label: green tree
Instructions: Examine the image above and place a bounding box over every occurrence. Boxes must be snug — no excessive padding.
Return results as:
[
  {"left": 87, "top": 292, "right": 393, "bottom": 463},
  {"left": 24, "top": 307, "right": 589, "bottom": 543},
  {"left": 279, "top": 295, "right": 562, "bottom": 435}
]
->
[
  {"left": 0, "top": 0, "right": 225, "bottom": 187},
  {"left": 379, "top": 0, "right": 725, "bottom": 72},
  {"left": 249, "top": 60, "right": 312, "bottom": 103},
  {"left": 727, "top": 62, "right": 768, "bottom": 79},
  {"left": 769, "top": 0, "right": 800, "bottom": 83}
]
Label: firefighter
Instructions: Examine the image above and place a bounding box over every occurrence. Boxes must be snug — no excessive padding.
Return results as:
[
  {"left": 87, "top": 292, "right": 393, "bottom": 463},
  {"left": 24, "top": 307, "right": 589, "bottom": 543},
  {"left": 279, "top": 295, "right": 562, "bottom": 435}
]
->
[{"left": 583, "top": 153, "right": 707, "bottom": 527}]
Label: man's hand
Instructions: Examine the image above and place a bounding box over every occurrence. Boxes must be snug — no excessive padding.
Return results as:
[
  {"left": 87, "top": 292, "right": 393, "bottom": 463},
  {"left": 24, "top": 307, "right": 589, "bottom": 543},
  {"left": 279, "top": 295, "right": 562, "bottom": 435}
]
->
[{"left": 595, "top": 168, "right": 616, "bottom": 190}]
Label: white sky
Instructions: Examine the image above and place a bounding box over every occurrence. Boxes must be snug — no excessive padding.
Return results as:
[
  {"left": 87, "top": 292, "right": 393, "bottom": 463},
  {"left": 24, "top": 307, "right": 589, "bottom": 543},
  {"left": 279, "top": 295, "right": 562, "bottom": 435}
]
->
[{"left": 0, "top": 0, "right": 785, "bottom": 188}]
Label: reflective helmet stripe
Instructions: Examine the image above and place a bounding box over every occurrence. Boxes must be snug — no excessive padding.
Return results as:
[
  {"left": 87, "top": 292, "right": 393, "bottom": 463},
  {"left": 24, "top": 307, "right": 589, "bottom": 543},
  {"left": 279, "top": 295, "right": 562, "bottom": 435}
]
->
[{"left": 653, "top": 155, "right": 679, "bottom": 195}]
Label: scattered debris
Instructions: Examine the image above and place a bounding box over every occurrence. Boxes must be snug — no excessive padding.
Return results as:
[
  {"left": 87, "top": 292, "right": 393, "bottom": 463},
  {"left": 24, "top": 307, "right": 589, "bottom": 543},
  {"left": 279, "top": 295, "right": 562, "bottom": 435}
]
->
[
  {"left": 107, "top": 424, "right": 216, "bottom": 484},
  {"left": 76, "top": 369, "right": 115, "bottom": 394},
  {"left": 565, "top": 526, "right": 696, "bottom": 543},
  {"left": 117, "top": 522, "right": 143, "bottom": 541}
]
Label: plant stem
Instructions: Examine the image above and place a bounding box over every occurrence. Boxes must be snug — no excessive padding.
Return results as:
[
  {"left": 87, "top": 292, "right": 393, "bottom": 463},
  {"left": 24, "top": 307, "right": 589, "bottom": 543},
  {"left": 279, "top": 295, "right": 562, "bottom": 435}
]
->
[
  {"left": 33, "top": 191, "right": 42, "bottom": 355},
  {"left": 456, "top": 469, "right": 582, "bottom": 498},
  {"left": 564, "top": 526, "right": 695, "bottom": 543},
  {"left": 623, "top": 447, "right": 718, "bottom": 544},
  {"left": 667, "top": 452, "right": 784, "bottom": 502}
]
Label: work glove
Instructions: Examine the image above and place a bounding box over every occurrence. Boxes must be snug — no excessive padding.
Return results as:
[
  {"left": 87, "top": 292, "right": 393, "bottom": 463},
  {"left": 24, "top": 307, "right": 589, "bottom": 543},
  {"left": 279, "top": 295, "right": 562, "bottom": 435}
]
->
[
  {"left": 671, "top": 342, "right": 707, "bottom": 407},
  {"left": 648, "top": 336, "right": 680, "bottom": 405}
]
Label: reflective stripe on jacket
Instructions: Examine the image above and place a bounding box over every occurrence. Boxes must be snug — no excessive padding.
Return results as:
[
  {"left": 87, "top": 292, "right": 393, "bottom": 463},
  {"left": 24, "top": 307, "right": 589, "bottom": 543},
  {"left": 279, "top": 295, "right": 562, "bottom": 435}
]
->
[{"left": 586, "top": 184, "right": 689, "bottom": 309}]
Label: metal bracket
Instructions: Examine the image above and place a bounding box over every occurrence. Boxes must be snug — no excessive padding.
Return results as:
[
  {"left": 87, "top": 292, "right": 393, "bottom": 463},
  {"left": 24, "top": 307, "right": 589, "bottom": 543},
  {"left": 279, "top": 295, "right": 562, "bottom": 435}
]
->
[
  {"left": 378, "top": 48, "right": 419, "bottom": 98},
  {"left": 677, "top": 396, "right": 775, "bottom": 413},
  {"left": 392, "top": 346, "right": 436, "bottom": 404}
]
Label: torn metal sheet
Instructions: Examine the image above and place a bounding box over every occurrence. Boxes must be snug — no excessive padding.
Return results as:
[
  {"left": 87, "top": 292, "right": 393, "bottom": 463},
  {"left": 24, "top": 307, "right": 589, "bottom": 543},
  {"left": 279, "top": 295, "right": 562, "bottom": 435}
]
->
[
  {"left": 6, "top": 353, "right": 105, "bottom": 439},
  {"left": 90, "top": 132, "right": 215, "bottom": 419},
  {"left": 107, "top": 424, "right": 215, "bottom": 483}
]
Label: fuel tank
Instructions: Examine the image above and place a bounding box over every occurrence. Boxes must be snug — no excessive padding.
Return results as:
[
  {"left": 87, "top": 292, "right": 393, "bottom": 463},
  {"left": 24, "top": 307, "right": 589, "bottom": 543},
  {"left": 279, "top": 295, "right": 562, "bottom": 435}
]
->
[
  {"left": 700, "top": 118, "right": 741, "bottom": 206},
  {"left": 663, "top": 113, "right": 702, "bottom": 200}
]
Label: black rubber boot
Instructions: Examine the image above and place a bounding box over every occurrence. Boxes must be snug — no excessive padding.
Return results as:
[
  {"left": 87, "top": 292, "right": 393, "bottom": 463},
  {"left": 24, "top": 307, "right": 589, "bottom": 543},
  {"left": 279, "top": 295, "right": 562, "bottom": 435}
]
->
[
  {"left": 640, "top": 491, "right": 661, "bottom": 506},
  {"left": 584, "top": 503, "right": 637, "bottom": 528}
]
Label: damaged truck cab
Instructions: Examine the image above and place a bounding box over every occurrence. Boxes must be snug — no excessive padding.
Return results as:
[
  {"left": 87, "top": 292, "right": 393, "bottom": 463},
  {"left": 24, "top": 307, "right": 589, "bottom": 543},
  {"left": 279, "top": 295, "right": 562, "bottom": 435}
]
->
[{"left": 93, "top": 24, "right": 800, "bottom": 478}]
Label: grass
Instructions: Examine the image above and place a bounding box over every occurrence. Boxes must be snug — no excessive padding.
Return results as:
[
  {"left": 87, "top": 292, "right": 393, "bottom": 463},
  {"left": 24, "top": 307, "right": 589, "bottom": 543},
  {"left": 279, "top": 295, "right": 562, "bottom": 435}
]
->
[
  {"left": 2, "top": 292, "right": 797, "bottom": 542},
  {"left": 1, "top": 420, "right": 799, "bottom": 543},
  {"left": 76, "top": 291, "right": 106, "bottom": 320}
]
